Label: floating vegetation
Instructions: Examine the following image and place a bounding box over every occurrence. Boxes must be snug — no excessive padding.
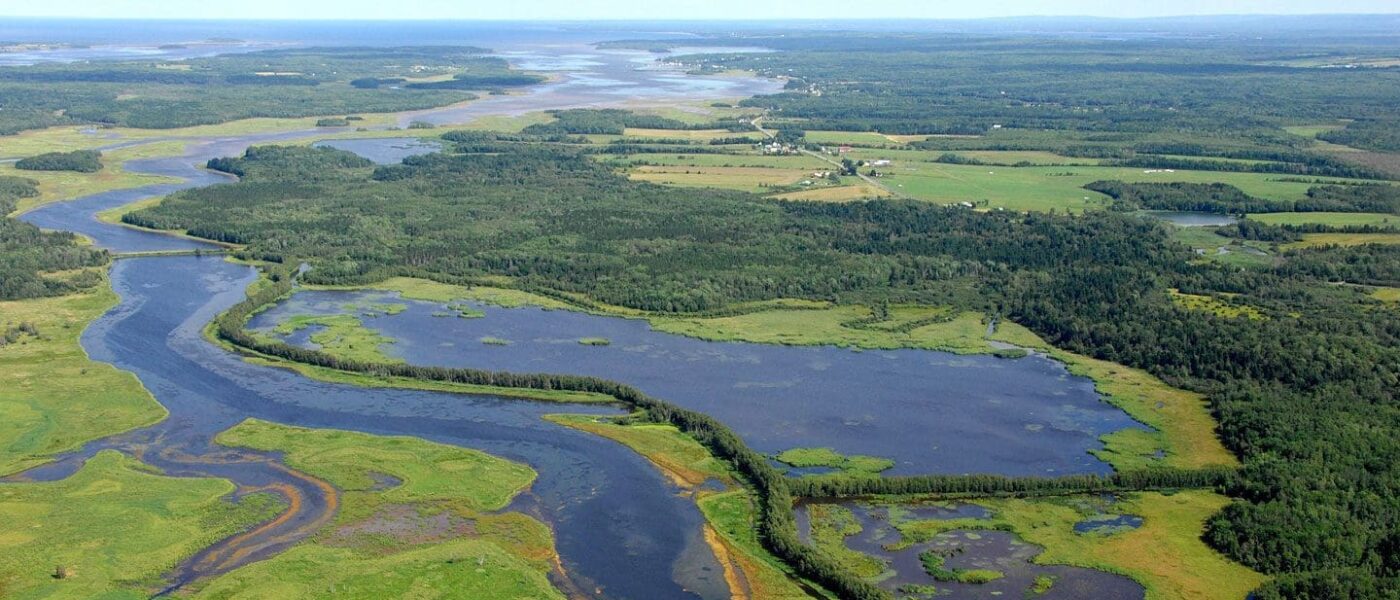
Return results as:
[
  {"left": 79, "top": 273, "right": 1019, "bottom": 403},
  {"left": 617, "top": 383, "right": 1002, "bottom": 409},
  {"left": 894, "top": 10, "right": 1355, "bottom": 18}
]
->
[
  {"left": 918, "top": 548, "right": 1004, "bottom": 584},
  {"left": 775, "top": 447, "right": 894, "bottom": 474},
  {"left": 447, "top": 301, "right": 485, "bottom": 319},
  {"left": 1030, "top": 574, "right": 1058, "bottom": 595},
  {"left": 1072, "top": 513, "right": 1144, "bottom": 535},
  {"left": 339, "top": 301, "right": 407, "bottom": 317},
  {"left": 578, "top": 337, "right": 612, "bottom": 346},
  {"left": 480, "top": 336, "right": 512, "bottom": 346}
]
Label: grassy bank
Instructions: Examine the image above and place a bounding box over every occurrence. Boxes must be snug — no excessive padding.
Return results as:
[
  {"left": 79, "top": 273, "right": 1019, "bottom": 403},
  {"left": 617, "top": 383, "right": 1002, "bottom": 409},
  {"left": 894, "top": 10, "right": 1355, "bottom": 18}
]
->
[
  {"left": 0, "top": 284, "right": 168, "bottom": 476},
  {"left": 188, "top": 419, "right": 562, "bottom": 599},
  {"left": 544, "top": 414, "right": 823, "bottom": 599},
  {"left": 0, "top": 450, "right": 283, "bottom": 598}
]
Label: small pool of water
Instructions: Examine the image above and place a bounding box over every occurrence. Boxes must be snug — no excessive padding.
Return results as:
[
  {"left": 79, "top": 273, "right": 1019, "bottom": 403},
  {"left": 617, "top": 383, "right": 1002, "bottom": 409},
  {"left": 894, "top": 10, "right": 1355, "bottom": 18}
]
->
[
  {"left": 250, "top": 290, "right": 1151, "bottom": 476},
  {"left": 1073, "top": 514, "right": 1144, "bottom": 535},
  {"left": 1143, "top": 211, "right": 1239, "bottom": 227}
]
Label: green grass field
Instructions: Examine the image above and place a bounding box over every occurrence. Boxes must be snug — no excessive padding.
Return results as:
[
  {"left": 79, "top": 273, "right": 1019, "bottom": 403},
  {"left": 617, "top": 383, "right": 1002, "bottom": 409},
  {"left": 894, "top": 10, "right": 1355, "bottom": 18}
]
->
[
  {"left": 190, "top": 419, "right": 561, "bottom": 599},
  {"left": 0, "top": 450, "right": 283, "bottom": 599},
  {"left": 622, "top": 128, "right": 762, "bottom": 141},
  {"left": 978, "top": 492, "right": 1264, "bottom": 600},
  {"left": 1285, "top": 232, "right": 1400, "bottom": 249},
  {"left": 802, "top": 130, "right": 904, "bottom": 146},
  {"left": 0, "top": 286, "right": 167, "bottom": 476},
  {"left": 770, "top": 182, "right": 891, "bottom": 202},
  {"left": 831, "top": 149, "right": 1383, "bottom": 212},
  {"left": 1250, "top": 212, "right": 1398, "bottom": 227},
  {"left": 602, "top": 152, "right": 830, "bottom": 170},
  {"left": 629, "top": 165, "right": 808, "bottom": 191}
]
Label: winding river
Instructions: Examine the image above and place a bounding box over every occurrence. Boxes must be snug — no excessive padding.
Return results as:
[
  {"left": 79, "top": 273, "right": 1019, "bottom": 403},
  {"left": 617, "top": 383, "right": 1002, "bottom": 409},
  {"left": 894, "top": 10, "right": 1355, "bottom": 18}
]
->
[
  {"left": 15, "top": 42, "right": 780, "bottom": 599},
  {"left": 11, "top": 38, "right": 1146, "bottom": 599}
]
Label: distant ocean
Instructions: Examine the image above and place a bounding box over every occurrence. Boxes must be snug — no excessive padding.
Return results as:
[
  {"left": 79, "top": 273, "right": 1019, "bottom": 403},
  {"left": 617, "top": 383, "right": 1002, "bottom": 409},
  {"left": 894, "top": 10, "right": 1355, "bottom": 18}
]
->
[{"left": 0, "top": 18, "right": 719, "bottom": 49}]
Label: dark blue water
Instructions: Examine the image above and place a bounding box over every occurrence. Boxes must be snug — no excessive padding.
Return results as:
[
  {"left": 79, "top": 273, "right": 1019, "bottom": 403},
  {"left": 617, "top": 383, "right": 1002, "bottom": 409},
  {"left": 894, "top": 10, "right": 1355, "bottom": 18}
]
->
[
  {"left": 252, "top": 292, "right": 1149, "bottom": 476},
  {"left": 1073, "top": 514, "right": 1144, "bottom": 534},
  {"left": 19, "top": 255, "right": 725, "bottom": 599},
  {"left": 5, "top": 36, "right": 790, "bottom": 598}
]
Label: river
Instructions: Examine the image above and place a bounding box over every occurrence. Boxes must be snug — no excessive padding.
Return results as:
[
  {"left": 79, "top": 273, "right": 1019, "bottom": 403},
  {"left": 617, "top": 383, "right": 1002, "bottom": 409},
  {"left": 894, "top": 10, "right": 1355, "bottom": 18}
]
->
[{"left": 14, "top": 40, "right": 782, "bottom": 599}]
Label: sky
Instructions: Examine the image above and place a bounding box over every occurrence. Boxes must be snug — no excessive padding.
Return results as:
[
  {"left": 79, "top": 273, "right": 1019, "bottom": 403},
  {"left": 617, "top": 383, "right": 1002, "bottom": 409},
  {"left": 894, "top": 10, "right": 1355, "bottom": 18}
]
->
[{"left": 6, "top": 0, "right": 1400, "bottom": 21}]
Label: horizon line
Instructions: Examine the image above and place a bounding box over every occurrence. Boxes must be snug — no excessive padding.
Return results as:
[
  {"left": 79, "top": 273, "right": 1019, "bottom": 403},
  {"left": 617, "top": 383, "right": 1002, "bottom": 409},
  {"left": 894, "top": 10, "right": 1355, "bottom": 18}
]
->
[{"left": 4, "top": 12, "right": 1400, "bottom": 23}]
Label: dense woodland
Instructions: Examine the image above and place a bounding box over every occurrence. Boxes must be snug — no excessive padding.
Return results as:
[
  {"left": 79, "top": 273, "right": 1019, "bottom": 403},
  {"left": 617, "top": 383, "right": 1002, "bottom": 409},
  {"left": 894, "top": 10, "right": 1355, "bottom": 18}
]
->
[
  {"left": 642, "top": 34, "right": 1400, "bottom": 138},
  {"left": 0, "top": 46, "right": 541, "bottom": 133},
  {"left": 14, "top": 149, "right": 103, "bottom": 173},
  {"left": 0, "top": 176, "right": 107, "bottom": 300},
  {"left": 625, "top": 32, "right": 1400, "bottom": 182},
  {"left": 1086, "top": 180, "right": 1400, "bottom": 217},
  {"left": 131, "top": 136, "right": 1400, "bottom": 597},
  {"left": 520, "top": 108, "right": 748, "bottom": 135}
]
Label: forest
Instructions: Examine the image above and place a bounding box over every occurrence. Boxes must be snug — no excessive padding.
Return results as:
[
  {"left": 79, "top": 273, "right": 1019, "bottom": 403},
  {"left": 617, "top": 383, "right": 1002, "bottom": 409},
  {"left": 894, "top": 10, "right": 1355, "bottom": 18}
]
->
[
  {"left": 0, "top": 176, "right": 107, "bottom": 300},
  {"left": 0, "top": 46, "right": 541, "bottom": 133},
  {"left": 1085, "top": 180, "right": 1400, "bottom": 217},
  {"left": 634, "top": 34, "right": 1400, "bottom": 140},
  {"left": 14, "top": 149, "right": 103, "bottom": 173},
  {"left": 129, "top": 138, "right": 1399, "bottom": 597}
]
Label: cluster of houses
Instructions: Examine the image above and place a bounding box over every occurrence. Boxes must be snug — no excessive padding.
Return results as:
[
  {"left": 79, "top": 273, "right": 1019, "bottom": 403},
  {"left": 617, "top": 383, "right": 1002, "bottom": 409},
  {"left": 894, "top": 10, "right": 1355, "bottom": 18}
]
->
[{"left": 760, "top": 141, "right": 799, "bottom": 155}]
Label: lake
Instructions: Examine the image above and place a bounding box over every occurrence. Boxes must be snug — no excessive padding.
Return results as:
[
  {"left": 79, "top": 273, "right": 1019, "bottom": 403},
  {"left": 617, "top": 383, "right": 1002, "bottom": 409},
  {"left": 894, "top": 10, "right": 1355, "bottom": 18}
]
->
[{"left": 251, "top": 291, "right": 1150, "bottom": 477}]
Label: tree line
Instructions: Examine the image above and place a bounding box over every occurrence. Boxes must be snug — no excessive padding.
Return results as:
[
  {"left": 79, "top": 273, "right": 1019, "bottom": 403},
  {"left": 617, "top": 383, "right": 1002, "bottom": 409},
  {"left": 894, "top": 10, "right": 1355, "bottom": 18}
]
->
[
  {"left": 14, "top": 150, "right": 102, "bottom": 173},
  {"left": 215, "top": 263, "right": 892, "bottom": 600},
  {"left": 0, "top": 176, "right": 108, "bottom": 300}
]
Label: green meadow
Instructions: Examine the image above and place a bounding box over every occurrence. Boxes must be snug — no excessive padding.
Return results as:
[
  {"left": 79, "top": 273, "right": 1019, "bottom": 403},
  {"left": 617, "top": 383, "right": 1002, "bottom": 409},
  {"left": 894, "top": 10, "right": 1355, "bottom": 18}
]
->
[
  {"left": 0, "top": 450, "right": 283, "bottom": 599},
  {"left": 1249, "top": 212, "right": 1398, "bottom": 227},
  {"left": 0, "top": 287, "right": 167, "bottom": 476},
  {"left": 867, "top": 161, "right": 1377, "bottom": 212},
  {"left": 189, "top": 419, "right": 561, "bottom": 599}
]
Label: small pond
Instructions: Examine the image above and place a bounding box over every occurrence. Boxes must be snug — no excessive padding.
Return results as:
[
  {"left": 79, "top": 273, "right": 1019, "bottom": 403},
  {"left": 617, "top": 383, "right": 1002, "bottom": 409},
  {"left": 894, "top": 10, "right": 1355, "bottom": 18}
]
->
[
  {"left": 1143, "top": 211, "right": 1239, "bottom": 227},
  {"left": 1074, "top": 514, "right": 1144, "bottom": 535}
]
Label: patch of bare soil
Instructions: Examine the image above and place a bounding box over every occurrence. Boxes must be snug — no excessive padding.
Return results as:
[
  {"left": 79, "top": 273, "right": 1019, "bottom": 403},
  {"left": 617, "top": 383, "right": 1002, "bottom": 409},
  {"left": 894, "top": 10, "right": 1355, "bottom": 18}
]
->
[{"left": 327, "top": 504, "right": 475, "bottom": 550}]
